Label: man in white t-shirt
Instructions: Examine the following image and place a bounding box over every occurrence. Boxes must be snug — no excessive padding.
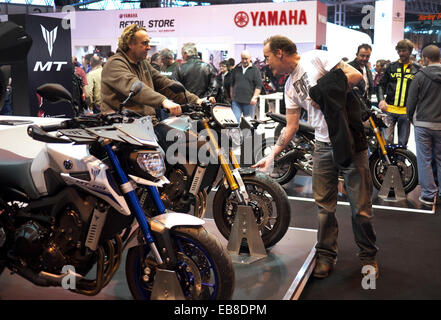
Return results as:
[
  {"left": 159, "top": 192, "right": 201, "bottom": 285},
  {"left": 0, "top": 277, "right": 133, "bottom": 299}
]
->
[{"left": 253, "top": 35, "right": 378, "bottom": 279}]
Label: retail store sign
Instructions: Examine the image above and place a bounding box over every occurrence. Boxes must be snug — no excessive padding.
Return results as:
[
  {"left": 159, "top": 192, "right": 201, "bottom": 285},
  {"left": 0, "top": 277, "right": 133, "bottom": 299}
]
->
[
  {"left": 118, "top": 12, "right": 176, "bottom": 32},
  {"left": 234, "top": 9, "right": 308, "bottom": 28},
  {"left": 418, "top": 12, "right": 441, "bottom": 22}
]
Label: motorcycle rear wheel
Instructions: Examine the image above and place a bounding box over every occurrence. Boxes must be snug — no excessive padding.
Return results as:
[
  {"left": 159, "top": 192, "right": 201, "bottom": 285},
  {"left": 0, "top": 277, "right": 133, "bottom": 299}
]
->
[
  {"left": 370, "top": 148, "right": 418, "bottom": 194},
  {"left": 254, "top": 138, "right": 298, "bottom": 185},
  {"left": 212, "top": 173, "right": 291, "bottom": 249},
  {"left": 125, "top": 226, "right": 234, "bottom": 300}
]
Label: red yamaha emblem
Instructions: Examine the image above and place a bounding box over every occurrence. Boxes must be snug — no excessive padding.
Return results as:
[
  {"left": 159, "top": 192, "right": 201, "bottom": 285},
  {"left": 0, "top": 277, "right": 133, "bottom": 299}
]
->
[{"left": 234, "top": 11, "right": 249, "bottom": 28}]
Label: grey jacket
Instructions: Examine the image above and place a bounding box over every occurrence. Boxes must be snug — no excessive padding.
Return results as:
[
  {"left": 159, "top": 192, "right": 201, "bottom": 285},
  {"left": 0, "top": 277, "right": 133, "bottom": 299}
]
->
[{"left": 407, "top": 64, "right": 441, "bottom": 129}]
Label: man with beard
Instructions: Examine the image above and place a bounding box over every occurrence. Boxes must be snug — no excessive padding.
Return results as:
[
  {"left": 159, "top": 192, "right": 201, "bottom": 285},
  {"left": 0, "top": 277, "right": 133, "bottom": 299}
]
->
[
  {"left": 349, "top": 44, "right": 374, "bottom": 108},
  {"left": 377, "top": 39, "right": 421, "bottom": 146}
]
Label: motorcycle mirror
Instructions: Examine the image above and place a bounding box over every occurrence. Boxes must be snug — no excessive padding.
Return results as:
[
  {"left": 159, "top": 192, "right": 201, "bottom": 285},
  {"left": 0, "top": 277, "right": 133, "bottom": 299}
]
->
[
  {"left": 119, "top": 81, "right": 143, "bottom": 113},
  {"left": 166, "top": 81, "right": 186, "bottom": 94},
  {"left": 129, "top": 81, "right": 143, "bottom": 97},
  {"left": 36, "top": 83, "right": 73, "bottom": 104}
]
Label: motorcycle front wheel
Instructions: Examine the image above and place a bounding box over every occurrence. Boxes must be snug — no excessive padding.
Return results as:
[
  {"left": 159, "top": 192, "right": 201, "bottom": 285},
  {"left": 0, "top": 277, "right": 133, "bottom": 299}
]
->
[
  {"left": 125, "top": 226, "right": 234, "bottom": 300},
  {"left": 370, "top": 147, "right": 418, "bottom": 194},
  {"left": 212, "top": 172, "right": 291, "bottom": 249}
]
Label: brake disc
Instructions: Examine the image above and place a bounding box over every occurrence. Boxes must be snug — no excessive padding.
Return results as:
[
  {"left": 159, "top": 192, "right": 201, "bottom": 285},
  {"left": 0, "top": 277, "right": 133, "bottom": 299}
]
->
[{"left": 177, "top": 252, "right": 202, "bottom": 298}]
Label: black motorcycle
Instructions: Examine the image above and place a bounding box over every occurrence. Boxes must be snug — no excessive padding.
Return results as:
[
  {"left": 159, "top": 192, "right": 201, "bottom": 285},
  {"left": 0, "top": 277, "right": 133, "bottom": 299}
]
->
[
  {"left": 0, "top": 83, "right": 234, "bottom": 300},
  {"left": 255, "top": 107, "right": 418, "bottom": 194},
  {"left": 150, "top": 83, "right": 291, "bottom": 249}
]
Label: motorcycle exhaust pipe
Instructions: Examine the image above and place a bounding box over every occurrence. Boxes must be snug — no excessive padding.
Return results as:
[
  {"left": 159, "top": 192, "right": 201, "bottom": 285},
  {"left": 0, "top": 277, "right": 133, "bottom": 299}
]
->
[
  {"left": 15, "top": 266, "right": 83, "bottom": 287},
  {"left": 38, "top": 269, "right": 84, "bottom": 286},
  {"left": 275, "top": 149, "right": 304, "bottom": 165}
]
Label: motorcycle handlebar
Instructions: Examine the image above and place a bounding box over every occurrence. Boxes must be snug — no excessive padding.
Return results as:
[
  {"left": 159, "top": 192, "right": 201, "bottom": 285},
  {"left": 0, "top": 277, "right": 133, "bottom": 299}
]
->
[{"left": 40, "top": 121, "right": 69, "bottom": 132}]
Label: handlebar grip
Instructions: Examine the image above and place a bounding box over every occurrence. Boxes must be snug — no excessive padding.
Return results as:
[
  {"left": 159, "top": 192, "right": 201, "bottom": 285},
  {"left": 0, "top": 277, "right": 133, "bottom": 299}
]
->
[
  {"left": 181, "top": 104, "right": 194, "bottom": 113},
  {"left": 40, "top": 121, "right": 69, "bottom": 132},
  {"left": 27, "top": 125, "right": 71, "bottom": 144}
]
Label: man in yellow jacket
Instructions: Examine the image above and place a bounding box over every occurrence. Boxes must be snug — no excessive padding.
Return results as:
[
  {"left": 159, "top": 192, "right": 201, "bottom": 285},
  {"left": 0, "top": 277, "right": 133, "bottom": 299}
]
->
[{"left": 376, "top": 39, "right": 421, "bottom": 147}]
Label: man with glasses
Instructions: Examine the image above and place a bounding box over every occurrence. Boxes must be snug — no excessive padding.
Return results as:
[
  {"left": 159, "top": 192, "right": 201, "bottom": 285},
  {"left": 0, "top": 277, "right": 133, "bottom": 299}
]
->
[
  {"left": 101, "top": 24, "right": 202, "bottom": 121},
  {"left": 101, "top": 24, "right": 205, "bottom": 151},
  {"left": 377, "top": 39, "right": 421, "bottom": 147}
]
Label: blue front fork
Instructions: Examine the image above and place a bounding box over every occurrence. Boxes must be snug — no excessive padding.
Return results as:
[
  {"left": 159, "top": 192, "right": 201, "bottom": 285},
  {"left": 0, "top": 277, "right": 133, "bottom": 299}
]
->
[{"left": 104, "top": 144, "right": 164, "bottom": 264}]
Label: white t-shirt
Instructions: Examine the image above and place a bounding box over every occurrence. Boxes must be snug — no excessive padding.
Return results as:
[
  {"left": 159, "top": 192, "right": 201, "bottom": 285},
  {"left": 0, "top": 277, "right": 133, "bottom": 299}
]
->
[{"left": 285, "top": 50, "right": 342, "bottom": 142}]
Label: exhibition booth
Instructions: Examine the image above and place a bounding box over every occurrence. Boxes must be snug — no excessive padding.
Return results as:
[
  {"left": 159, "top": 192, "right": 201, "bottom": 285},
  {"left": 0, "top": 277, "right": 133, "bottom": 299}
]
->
[{"left": 0, "top": 0, "right": 439, "bottom": 302}]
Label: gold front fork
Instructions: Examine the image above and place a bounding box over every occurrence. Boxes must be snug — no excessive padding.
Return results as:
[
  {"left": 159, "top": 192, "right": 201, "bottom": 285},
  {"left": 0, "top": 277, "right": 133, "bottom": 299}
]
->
[
  {"left": 202, "top": 120, "right": 239, "bottom": 191},
  {"left": 369, "top": 116, "right": 391, "bottom": 164}
]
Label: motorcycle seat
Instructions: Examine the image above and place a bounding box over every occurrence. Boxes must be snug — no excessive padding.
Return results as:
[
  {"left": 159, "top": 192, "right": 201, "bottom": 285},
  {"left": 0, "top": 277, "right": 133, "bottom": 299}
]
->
[
  {"left": 266, "top": 112, "right": 315, "bottom": 134},
  {"left": 266, "top": 112, "right": 287, "bottom": 126},
  {"left": 0, "top": 149, "right": 39, "bottom": 200}
]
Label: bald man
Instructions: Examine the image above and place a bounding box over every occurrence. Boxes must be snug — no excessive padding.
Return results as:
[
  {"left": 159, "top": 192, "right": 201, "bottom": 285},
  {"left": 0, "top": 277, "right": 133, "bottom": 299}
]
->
[{"left": 230, "top": 50, "right": 263, "bottom": 121}]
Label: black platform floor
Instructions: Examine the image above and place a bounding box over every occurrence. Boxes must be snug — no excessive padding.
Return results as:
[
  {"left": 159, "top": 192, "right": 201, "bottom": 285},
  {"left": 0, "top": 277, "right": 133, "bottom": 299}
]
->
[
  {"left": 281, "top": 174, "right": 441, "bottom": 300},
  {"left": 1, "top": 172, "right": 439, "bottom": 300},
  {"left": 0, "top": 220, "right": 316, "bottom": 300}
]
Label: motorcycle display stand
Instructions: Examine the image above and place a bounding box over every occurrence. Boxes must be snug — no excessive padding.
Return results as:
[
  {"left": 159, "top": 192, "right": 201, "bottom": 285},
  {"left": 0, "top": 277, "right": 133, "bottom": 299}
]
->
[
  {"left": 378, "top": 165, "right": 407, "bottom": 202},
  {"left": 227, "top": 205, "right": 267, "bottom": 264},
  {"left": 151, "top": 269, "right": 186, "bottom": 300}
]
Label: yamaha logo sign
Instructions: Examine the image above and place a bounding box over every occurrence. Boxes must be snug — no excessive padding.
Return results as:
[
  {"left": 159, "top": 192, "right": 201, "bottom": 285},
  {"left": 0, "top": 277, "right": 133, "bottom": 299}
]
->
[
  {"left": 41, "top": 25, "right": 57, "bottom": 57},
  {"left": 234, "top": 9, "right": 308, "bottom": 27}
]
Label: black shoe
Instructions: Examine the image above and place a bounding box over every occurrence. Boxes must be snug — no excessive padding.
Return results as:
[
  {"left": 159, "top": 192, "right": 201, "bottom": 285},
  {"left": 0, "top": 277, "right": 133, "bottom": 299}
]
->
[
  {"left": 419, "top": 196, "right": 435, "bottom": 206},
  {"left": 313, "top": 261, "right": 334, "bottom": 279},
  {"left": 362, "top": 260, "right": 379, "bottom": 279}
]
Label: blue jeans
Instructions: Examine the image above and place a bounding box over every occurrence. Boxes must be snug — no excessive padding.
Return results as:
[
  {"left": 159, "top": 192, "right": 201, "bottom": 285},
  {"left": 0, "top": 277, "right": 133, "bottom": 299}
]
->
[
  {"left": 312, "top": 141, "right": 378, "bottom": 264},
  {"left": 414, "top": 126, "right": 441, "bottom": 199},
  {"left": 384, "top": 112, "right": 411, "bottom": 147},
  {"left": 232, "top": 101, "right": 254, "bottom": 122}
]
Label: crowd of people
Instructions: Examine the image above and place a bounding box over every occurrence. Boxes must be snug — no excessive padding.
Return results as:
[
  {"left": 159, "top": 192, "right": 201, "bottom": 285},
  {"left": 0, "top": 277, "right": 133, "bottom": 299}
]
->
[{"left": 1, "top": 22, "right": 440, "bottom": 283}]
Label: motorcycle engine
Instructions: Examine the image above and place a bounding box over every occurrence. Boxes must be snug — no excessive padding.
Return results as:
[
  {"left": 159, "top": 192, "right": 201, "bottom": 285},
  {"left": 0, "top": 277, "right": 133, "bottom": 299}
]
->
[
  {"left": 161, "top": 168, "right": 191, "bottom": 213},
  {"left": 41, "top": 208, "right": 84, "bottom": 273},
  {"left": 14, "top": 221, "right": 48, "bottom": 260},
  {"left": 14, "top": 208, "right": 86, "bottom": 273}
]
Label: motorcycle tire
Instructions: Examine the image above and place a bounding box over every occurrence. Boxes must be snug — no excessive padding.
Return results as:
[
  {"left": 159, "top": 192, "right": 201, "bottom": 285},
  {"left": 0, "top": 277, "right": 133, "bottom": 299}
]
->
[
  {"left": 125, "top": 226, "right": 234, "bottom": 300},
  {"left": 212, "top": 172, "right": 291, "bottom": 249},
  {"left": 370, "top": 148, "right": 418, "bottom": 194},
  {"left": 254, "top": 137, "right": 298, "bottom": 185}
]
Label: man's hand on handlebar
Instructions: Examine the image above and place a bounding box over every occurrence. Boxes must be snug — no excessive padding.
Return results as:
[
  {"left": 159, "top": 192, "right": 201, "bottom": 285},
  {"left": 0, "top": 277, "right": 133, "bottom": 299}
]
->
[
  {"left": 196, "top": 97, "right": 216, "bottom": 105},
  {"left": 378, "top": 100, "right": 388, "bottom": 112},
  {"left": 162, "top": 99, "right": 182, "bottom": 116}
]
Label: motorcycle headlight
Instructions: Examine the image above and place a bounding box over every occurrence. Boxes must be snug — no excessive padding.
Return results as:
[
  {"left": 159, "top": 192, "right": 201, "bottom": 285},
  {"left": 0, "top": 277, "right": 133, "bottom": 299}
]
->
[
  {"left": 227, "top": 128, "right": 243, "bottom": 146},
  {"left": 136, "top": 151, "right": 166, "bottom": 179}
]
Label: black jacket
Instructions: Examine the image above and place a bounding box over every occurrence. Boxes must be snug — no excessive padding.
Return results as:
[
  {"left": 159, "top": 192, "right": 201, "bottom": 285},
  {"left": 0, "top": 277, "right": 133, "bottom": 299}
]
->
[
  {"left": 407, "top": 64, "right": 441, "bottom": 126},
  {"left": 309, "top": 68, "right": 368, "bottom": 167},
  {"left": 349, "top": 59, "right": 373, "bottom": 103},
  {"left": 172, "top": 56, "right": 218, "bottom": 99},
  {"left": 215, "top": 71, "right": 232, "bottom": 103},
  {"left": 376, "top": 60, "right": 421, "bottom": 112},
  {"left": 231, "top": 64, "right": 262, "bottom": 104}
]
